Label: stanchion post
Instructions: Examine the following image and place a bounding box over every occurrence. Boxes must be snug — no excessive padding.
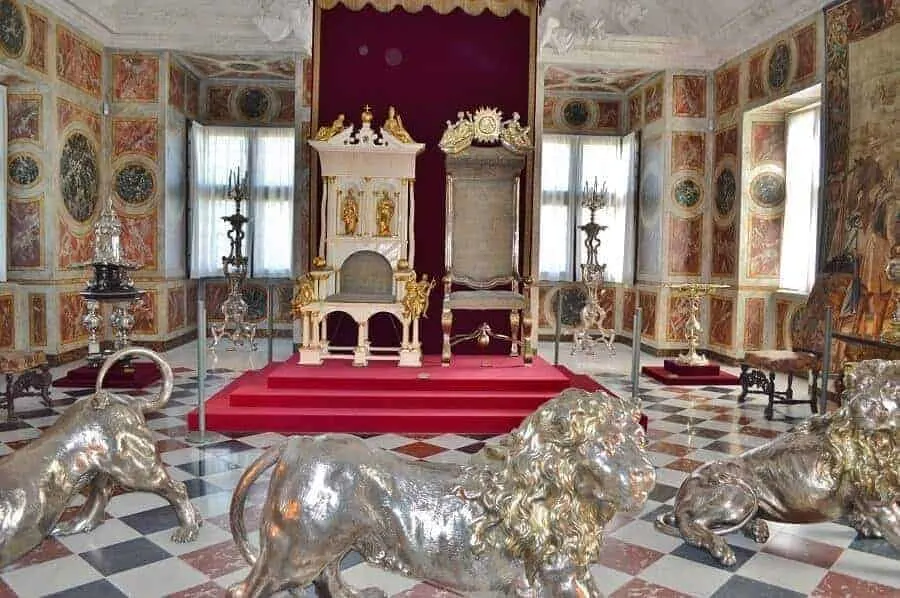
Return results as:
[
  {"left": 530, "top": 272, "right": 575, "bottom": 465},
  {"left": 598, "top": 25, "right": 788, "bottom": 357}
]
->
[
  {"left": 553, "top": 288, "right": 563, "bottom": 366},
  {"left": 819, "top": 306, "right": 833, "bottom": 415},
  {"left": 185, "top": 281, "right": 218, "bottom": 446},
  {"left": 631, "top": 307, "right": 643, "bottom": 402},
  {"left": 267, "top": 283, "right": 275, "bottom": 365}
]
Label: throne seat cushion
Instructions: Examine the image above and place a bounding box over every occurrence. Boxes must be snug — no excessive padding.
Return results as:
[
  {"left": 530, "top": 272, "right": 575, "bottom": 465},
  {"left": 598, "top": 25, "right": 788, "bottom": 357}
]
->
[
  {"left": 448, "top": 290, "right": 525, "bottom": 311},
  {"left": 326, "top": 292, "right": 396, "bottom": 304},
  {"left": 742, "top": 350, "right": 819, "bottom": 374}
]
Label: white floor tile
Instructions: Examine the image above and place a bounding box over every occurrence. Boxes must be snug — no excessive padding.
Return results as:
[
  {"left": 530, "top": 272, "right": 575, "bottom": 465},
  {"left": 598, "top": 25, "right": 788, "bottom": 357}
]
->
[
  {"left": 738, "top": 551, "right": 827, "bottom": 594},
  {"left": 109, "top": 556, "right": 208, "bottom": 597},
  {"left": 639, "top": 554, "right": 732, "bottom": 597},
  {"left": 2, "top": 554, "right": 101, "bottom": 596}
]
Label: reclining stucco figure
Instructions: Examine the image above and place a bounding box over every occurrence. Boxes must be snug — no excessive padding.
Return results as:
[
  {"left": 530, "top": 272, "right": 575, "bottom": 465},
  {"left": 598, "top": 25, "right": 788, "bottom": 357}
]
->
[
  {"left": 226, "top": 388, "right": 655, "bottom": 598},
  {"left": 0, "top": 347, "right": 201, "bottom": 567},
  {"left": 656, "top": 359, "right": 900, "bottom": 566}
]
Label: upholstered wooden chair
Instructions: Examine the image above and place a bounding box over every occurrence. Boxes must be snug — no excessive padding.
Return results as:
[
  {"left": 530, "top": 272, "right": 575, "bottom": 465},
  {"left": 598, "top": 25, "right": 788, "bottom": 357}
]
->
[
  {"left": 1, "top": 350, "right": 52, "bottom": 421},
  {"left": 441, "top": 146, "right": 533, "bottom": 365},
  {"left": 738, "top": 273, "right": 861, "bottom": 419}
]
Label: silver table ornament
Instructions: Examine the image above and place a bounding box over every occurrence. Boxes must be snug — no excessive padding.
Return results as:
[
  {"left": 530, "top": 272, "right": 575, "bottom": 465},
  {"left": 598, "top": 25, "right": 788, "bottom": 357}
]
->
[
  {"left": 655, "top": 359, "right": 900, "bottom": 566},
  {"left": 0, "top": 347, "right": 201, "bottom": 567},
  {"left": 226, "top": 388, "right": 655, "bottom": 598}
]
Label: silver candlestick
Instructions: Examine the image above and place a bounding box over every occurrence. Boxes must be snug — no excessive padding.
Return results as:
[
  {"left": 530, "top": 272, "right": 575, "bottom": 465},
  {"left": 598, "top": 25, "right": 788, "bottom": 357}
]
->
[
  {"left": 572, "top": 177, "right": 615, "bottom": 357},
  {"left": 210, "top": 166, "right": 258, "bottom": 351},
  {"left": 667, "top": 283, "right": 730, "bottom": 366}
]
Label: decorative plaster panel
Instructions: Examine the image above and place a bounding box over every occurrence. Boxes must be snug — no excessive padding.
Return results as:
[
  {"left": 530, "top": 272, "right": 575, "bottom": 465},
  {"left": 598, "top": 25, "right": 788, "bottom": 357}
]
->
[
  {"left": 112, "top": 53, "right": 159, "bottom": 102},
  {"left": 29, "top": 292, "right": 46, "bottom": 347},
  {"left": 743, "top": 297, "right": 765, "bottom": 350},
  {"left": 709, "top": 295, "right": 734, "bottom": 348},
  {"left": 672, "top": 75, "right": 706, "bottom": 118},
  {"left": 55, "top": 25, "right": 101, "bottom": 98}
]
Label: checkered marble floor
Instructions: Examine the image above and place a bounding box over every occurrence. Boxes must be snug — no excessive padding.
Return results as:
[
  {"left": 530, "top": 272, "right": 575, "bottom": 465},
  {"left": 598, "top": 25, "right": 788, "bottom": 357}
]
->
[{"left": 0, "top": 341, "right": 897, "bottom": 597}]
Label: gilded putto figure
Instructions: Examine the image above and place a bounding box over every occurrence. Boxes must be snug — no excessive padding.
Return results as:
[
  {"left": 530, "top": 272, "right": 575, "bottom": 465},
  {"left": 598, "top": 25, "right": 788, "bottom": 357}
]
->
[{"left": 402, "top": 272, "right": 435, "bottom": 320}]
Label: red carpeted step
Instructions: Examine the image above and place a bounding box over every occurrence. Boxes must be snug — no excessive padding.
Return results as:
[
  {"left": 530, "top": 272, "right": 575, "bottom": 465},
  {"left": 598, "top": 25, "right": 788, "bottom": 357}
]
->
[
  {"left": 226, "top": 385, "right": 558, "bottom": 410},
  {"left": 187, "top": 397, "right": 534, "bottom": 434}
]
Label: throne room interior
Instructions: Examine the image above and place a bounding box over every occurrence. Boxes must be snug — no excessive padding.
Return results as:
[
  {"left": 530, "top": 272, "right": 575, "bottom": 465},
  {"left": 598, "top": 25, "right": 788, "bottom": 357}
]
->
[{"left": 0, "top": 0, "right": 898, "bottom": 596}]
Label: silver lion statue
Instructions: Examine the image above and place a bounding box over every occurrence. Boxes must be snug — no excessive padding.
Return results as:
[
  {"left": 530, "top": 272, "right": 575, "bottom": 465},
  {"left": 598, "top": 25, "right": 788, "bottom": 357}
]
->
[
  {"left": 226, "top": 388, "right": 655, "bottom": 597},
  {"left": 656, "top": 359, "right": 900, "bottom": 566},
  {"left": 0, "top": 347, "right": 201, "bottom": 567}
]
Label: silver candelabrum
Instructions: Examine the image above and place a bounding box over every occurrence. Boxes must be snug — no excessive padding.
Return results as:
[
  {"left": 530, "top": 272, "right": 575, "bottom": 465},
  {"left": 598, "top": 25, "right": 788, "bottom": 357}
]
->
[
  {"left": 572, "top": 177, "right": 615, "bottom": 357},
  {"left": 667, "top": 283, "right": 730, "bottom": 366},
  {"left": 210, "top": 167, "right": 258, "bottom": 351}
]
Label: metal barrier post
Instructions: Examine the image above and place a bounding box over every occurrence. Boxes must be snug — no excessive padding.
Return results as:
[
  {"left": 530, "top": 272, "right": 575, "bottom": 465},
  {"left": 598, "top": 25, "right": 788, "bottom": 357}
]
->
[
  {"left": 553, "top": 288, "right": 563, "bottom": 366},
  {"left": 185, "top": 282, "right": 218, "bottom": 446},
  {"left": 819, "top": 306, "right": 833, "bottom": 414},
  {"left": 267, "top": 283, "right": 275, "bottom": 365},
  {"left": 631, "top": 307, "right": 643, "bottom": 402}
]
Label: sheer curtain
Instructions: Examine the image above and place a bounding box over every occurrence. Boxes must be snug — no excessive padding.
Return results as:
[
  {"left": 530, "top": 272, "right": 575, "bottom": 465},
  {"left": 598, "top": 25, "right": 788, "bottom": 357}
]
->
[
  {"left": 190, "top": 124, "right": 294, "bottom": 279},
  {"left": 539, "top": 135, "right": 574, "bottom": 280},
  {"left": 248, "top": 128, "right": 294, "bottom": 277},
  {"left": 538, "top": 134, "right": 634, "bottom": 282},
  {"left": 779, "top": 105, "right": 821, "bottom": 293},
  {"left": 580, "top": 135, "right": 634, "bottom": 283}
]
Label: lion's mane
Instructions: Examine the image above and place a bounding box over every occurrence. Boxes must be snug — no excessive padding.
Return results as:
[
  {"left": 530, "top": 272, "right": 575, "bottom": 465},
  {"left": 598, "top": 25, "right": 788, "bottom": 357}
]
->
[
  {"left": 459, "top": 388, "right": 644, "bottom": 579},
  {"left": 821, "top": 360, "right": 900, "bottom": 501}
]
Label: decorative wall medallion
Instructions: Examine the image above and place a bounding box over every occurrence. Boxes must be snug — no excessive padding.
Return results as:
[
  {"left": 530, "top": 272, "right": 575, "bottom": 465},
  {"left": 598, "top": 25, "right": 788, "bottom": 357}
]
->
[
  {"left": 750, "top": 172, "right": 786, "bottom": 207},
  {"left": 114, "top": 163, "right": 154, "bottom": 205},
  {"left": 8, "top": 153, "right": 39, "bottom": 187},
  {"left": 562, "top": 99, "right": 589, "bottom": 127},
  {"left": 768, "top": 42, "right": 791, "bottom": 90},
  {"left": 554, "top": 286, "right": 588, "bottom": 328},
  {"left": 715, "top": 168, "right": 736, "bottom": 216},
  {"left": 237, "top": 87, "right": 270, "bottom": 120},
  {"left": 0, "top": 0, "right": 26, "bottom": 58},
  {"left": 60, "top": 132, "right": 99, "bottom": 223},
  {"left": 673, "top": 178, "right": 702, "bottom": 209}
]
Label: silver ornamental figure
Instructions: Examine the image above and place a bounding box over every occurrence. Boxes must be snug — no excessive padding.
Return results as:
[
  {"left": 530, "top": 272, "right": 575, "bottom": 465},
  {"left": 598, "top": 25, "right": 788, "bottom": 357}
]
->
[
  {"left": 226, "top": 389, "right": 655, "bottom": 598},
  {"left": 0, "top": 347, "right": 201, "bottom": 567},
  {"left": 655, "top": 359, "right": 900, "bottom": 566}
]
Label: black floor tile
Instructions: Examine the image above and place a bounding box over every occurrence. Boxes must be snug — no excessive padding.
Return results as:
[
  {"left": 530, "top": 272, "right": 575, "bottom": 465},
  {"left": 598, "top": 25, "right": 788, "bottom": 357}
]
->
[{"left": 79, "top": 538, "right": 171, "bottom": 576}]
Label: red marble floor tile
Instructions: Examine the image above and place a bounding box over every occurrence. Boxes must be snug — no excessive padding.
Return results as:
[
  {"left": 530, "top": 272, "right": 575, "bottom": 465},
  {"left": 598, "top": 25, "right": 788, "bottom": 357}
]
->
[
  {"left": 713, "top": 414, "right": 753, "bottom": 425},
  {"left": 0, "top": 537, "right": 71, "bottom": 572},
  {"left": 810, "top": 571, "right": 900, "bottom": 597},
  {"left": 739, "top": 425, "right": 780, "bottom": 439},
  {"left": 664, "top": 458, "right": 706, "bottom": 473},
  {"left": 393, "top": 582, "right": 464, "bottom": 597},
  {"left": 762, "top": 532, "right": 844, "bottom": 569},
  {"left": 208, "top": 504, "right": 263, "bottom": 533},
  {"left": 610, "top": 578, "right": 692, "bottom": 598},
  {"left": 596, "top": 537, "right": 664, "bottom": 575},
  {"left": 157, "top": 437, "right": 190, "bottom": 452},
  {"left": 4, "top": 439, "right": 34, "bottom": 450},
  {"left": 182, "top": 540, "right": 247, "bottom": 578},
  {"left": 0, "top": 578, "right": 18, "bottom": 598},
  {"left": 646, "top": 429, "right": 673, "bottom": 440},
  {"left": 606, "top": 513, "right": 635, "bottom": 533},
  {"left": 392, "top": 442, "right": 447, "bottom": 459},
  {"left": 168, "top": 581, "right": 226, "bottom": 598},
  {"left": 648, "top": 441, "right": 693, "bottom": 458}
]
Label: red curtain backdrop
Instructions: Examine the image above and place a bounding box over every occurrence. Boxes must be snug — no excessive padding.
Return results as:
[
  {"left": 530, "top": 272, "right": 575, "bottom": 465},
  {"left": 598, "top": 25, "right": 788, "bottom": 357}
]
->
[{"left": 317, "top": 4, "right": 532, "bottom": 354}]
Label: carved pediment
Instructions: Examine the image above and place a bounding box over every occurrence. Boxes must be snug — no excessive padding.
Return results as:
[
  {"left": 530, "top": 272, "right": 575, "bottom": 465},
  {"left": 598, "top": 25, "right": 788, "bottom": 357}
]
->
[
  {"left": 312, "top": 105, "right": 422, "bottom": 150},
  {"left": 439, "top": 106, "right": 534, "bottom": 156}
]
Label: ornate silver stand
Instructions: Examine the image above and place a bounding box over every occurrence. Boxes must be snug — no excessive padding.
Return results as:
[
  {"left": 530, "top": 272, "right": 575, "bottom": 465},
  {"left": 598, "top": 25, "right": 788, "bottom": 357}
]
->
[
  {"left": 667, "top": 283, "right": 730, "bottom": 366},
  {"left": 80, "top": 197, "right": 145, "bottom": 364},
  {"left": 572, "top": 177, "right": 615, "bottom": 357},
  {"left": 210, "top": 167, "right": 258, "bottom": 351}
]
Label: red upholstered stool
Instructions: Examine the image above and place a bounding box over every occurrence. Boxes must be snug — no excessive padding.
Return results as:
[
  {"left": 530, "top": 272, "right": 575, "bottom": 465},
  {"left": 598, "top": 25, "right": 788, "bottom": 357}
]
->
[{"left": 0, "top": 351, "right": 52, "bottom": 421}]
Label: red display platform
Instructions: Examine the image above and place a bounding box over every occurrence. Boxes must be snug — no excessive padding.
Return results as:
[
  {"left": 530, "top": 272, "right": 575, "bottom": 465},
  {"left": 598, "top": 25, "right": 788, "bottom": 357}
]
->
[
  {"left": 54, "top": 361, "right": 163, "bottom": 389},
  {"left": 187, "top": 355, "right": 640, "bottom": 435},
  {"left": 642, "top": 358, "right": 740, "bottom": 386}
]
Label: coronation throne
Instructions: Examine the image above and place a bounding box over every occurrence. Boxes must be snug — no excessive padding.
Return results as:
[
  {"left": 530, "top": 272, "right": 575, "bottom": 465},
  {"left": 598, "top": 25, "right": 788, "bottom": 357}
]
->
[
  {"left": 293, "top": 106, "right": 428, "bottom": 367},
  {"left": 438, "top": 107, "right": 534, "bottom": 366}
]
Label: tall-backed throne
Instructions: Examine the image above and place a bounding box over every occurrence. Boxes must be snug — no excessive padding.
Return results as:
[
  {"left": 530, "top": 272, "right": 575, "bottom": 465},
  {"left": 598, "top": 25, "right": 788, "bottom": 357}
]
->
[
  {"left": 439, "top": 107, "right": 534, "bottom": 365},
  {"left": 293, "top": 106, "right": 428, "bottom": 367}
]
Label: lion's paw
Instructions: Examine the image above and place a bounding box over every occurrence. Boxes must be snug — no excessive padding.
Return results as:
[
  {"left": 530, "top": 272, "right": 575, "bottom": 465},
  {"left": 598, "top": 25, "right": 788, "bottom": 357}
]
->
[
  {"left": 51, "top": 519, "right": 97, "bottom": 536},
  {"left": 170, "top": 524, "right": 200, "bottom": 543},
  {"left": 718, "top": 548, "right": 737, "bottom": 567},
  {"left": 742, "top": 518, "right": 770, "bottom": 543}
]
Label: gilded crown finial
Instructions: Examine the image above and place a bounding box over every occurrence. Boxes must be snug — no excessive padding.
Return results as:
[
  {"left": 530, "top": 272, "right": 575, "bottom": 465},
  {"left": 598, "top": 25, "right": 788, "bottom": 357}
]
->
[{"left": 361, "top": 104, "right": 373, "bottom": 124}]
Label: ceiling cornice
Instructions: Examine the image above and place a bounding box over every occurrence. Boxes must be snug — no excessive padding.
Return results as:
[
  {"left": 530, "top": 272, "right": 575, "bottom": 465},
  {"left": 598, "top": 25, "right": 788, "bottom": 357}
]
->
[
  {"left": 32, "top": 0, "right": 114, "bottom": 44},
  {"left": 540, "top": 36, "right": 716, "bottom": 71}
]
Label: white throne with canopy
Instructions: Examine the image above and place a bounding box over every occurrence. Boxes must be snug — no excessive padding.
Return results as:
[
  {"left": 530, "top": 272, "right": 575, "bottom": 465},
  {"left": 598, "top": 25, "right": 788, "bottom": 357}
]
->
[{"left": 294, "top": 106, "right": 427, "bottom": 367}]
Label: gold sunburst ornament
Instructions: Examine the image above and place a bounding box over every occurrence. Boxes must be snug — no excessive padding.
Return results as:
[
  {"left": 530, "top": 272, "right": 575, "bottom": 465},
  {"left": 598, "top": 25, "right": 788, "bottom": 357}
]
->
[{"left": 472, "top": 107, "right": 503, "bottom": 143}]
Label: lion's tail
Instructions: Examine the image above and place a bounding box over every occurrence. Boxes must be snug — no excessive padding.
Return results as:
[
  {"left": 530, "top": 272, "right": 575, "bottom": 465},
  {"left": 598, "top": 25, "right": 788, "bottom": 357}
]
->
[
  {"left": 230, "top": 442, "right": 285, "bottom": 566},
  {"left": 95, "top": 347, "right": 174, "bottom": 413},
  {"left": 654, "top": 509, "right": 681, "bottom": 537}
]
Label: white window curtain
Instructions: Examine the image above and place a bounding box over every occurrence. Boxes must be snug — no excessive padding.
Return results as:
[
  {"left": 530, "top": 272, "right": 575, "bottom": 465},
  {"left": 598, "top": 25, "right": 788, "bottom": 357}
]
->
[
  {"left": 0, "top": 85, "right": 7, "bottom": 283},
  {"left": 189, "top": 124, "right": 295, "bottom": 279},
  {"left": 779, "top": 105, "right": 821, "bottom": 293},
  {"left": 538, "top": 134, "right": 634, "bottom": 282}
]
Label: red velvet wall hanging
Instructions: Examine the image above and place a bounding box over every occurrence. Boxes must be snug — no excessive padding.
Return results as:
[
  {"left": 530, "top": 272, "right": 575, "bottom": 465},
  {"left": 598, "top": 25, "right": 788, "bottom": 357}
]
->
[{"left": 315, "top": 3, "right": 533, "bottom": 354}]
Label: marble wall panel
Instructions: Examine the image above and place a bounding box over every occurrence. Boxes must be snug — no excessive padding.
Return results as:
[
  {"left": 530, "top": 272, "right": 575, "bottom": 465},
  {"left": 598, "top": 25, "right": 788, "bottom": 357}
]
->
[
  {"left": 169, "top": 62, "right": 185, "bottom": 111},
  {"left": 672, "top": 74, "right": 706, "bottom": 117},
  {"left": 112, "top": 53, "right": 159, "bottom": 102},
  {"left": 167, "top": 286, "right": 186, "bottom": 333},
  {"left": 709, "top": 295, "right": 734, "bottom": 348},
  {"left": 638, "top": 291, "right": 658, "bottom": 340},
  {"left": 714, "top": 65, "right": 740, "bottom": 116},
  {"left": 666, "top": 295, "right": 691, "bottom": 343},
  {"left": 627, "top": 91, "right": 642, "bottom": 132},
  {"left": 7, "top": 196, "right": 42, "bottom": 268},
  {"left": 29, "top": 293, "right": 46, "bottom": 347},
  {"left": 134, "top": 289, "right": 158, "bottom": 335},
  {"left": 0, "top": 294, "right": 13, "bottom": 349},
  {"left": 668, "top": 215, "right": 702, "bottom": 276},
  {"left": 748, "top": 214, "right": 783, "bottom": 278},
  {"left": 622, "top": 289, "right": 636, "bottom": 332},
  {"left": 201, "top": 83, "right": 295, "bottom": 126},
  {"left": 8, "top": 93, "right": 40, "bottom": 142},
  {"left": 55, "top": 25, "right": 101, "bottom": 98},
  {"left": 542, "top": 95, "right": 620, "bottom": 134},
  {"left": 743, "top": 297, "right": 765, "bottom": 350},
  {"left": 25, "top": 7, "right": 47, "bottom": 74},
  {"left": 671, "top": 132, "right": 705, "bottom": 174},
  {"left": 112, "top": 117, "right": 159, "bottom": 160},
  {"left": 58, "top": 291, "right": 87, "bottom": 345},
  {"left": 643, "top": 78, "right": 663, "bottom": 124}
]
